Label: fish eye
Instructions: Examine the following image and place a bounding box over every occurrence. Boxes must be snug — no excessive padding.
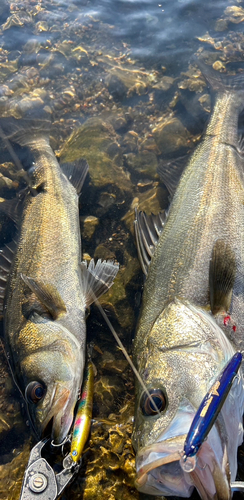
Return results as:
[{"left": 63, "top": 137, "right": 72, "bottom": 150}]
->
[
  {"left": 25, "top": 381, "right": 46, "bottom": 404},
  {"left": 140, "top": 388, "right": 167, "bottom": 416}
]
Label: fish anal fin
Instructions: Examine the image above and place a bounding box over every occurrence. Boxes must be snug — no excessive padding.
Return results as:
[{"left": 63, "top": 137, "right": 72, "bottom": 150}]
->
[
  {"left": 60, "top": 159, "right": 89, "bottom": 195},
  {"left": 209, "top": 239, "right": 236, "bottom": 316},
  {"left": 20, "top": 274, "right": 66, "bottom": 319},
  {"left": 134, "top": 208, "right": 166, "bottom": 275},
  {"left": 80, "top": 259, "right": 119, "bottom": 308}
]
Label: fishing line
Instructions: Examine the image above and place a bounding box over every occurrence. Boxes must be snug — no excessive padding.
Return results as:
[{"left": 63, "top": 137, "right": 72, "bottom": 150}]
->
[{"left": 91, "top": 292, "right": 160, "bottom": 416}]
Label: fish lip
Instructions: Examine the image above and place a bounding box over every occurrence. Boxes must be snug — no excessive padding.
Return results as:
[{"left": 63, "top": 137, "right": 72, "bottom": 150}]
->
[
  {"left": 135, "top": 434, "right": 231, "bottom": 499},
  {"left": 39, "top": 384, "right": 75, "bottom": 443}
]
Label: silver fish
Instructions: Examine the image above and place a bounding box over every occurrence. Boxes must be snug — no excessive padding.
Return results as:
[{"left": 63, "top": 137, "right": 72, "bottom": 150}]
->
[
  {"left": 132, "top": 62, "right": 244, "bottom": 499},
  {"left": 0, "top": 116, "right": 119, "bottom": 444}
]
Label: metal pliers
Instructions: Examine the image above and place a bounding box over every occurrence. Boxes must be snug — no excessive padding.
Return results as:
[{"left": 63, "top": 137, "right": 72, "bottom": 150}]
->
[{"left": 19, "top": 438, "right": 77, "bottom": 500}]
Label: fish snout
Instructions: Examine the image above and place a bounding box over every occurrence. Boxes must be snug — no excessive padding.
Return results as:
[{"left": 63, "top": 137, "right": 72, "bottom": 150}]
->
[
  {"left": 135, "top": 435, "right": 194, "bottom": 497},
  {"left": 135, "top": 432, "right": 231, "bottom": 499}
]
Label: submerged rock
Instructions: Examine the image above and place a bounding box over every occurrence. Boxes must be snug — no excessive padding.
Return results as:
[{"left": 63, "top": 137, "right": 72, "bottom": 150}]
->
[
  {"left": 125, "top": 151, "right": 158, "bottom": 179},
  {"left": 224, "top": 5, "right": 244, "bottom": 24},
  {"left": 152, "top": 116, "right": 191, "bottom": 155},
  {"left": 153, "top": 75, "right": 174, "bottom": 91},
  {"left": 59, "top": 117, "right": 132, "bottom": 191},
  {"left": 122, "top": 185, "right": 168, "bottom": 235},
  {"left": 98, "top": 249, "right": 141, "bottom": 329},
  {"left": 80, "top": 215, "right": 99, "bottom": 240}
]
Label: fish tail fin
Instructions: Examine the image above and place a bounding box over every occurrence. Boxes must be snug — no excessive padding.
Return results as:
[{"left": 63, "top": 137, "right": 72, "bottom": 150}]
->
[{"left": 195, "top": 57, "right": 244, "bottom": 101}]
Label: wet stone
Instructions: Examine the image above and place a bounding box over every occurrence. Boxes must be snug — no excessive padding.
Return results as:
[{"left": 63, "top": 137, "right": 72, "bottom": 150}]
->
[
  {"left": 94, "top": 244, "right": 116, "bottom": 261},
  {"left": 137, "top": 179, "right": 154, "bottom": 189},
  {"left": 152, "top": 116, "right": 191, "bottom": 155},
  {"left": 125, "top": 151, "right": 158, "bottom": 179},
  {"left": 35, "top": 20, "right": 49, "bottom": 32},
  {"left": 2, "top": 12, "right": 33, "bottom": 30},
  {"left": 212, "top": 60, "right": 225, "bottom": 71},
  {"left": 214, "top": 18, "right": 228, "bottom": 31},
  {"left": 107, "top": 74, "right": 127, "bottom": 101},
  {"left": 100, "top": 351, "right": 128, "bottom": 374},
  {"left": 0, "top": 173, "right": 18, "bottom": 190},
  {"left": 59, "top": 117, "right": 132, "bottom": 191},
  {"left": 140, "top": 135, "right": 159, "bottom": 154},
  {"left": 94, "top": 375, "right": 125, "bottom": 414},
  {"left": 197, "top": 32, "right": 216, "bottom": 45},
  {"left": 97, "top": 192, "right": 116, "bottom": 216},
  {"left": 80, "top": 215, "right": 99, "bottom": 240},
  {"left": 121, "top": 132, "right": 138, "bottom": 153},
  {"left": 98, "top": 249, "right": 141, "bottom": 329},
  {"left": 122, "top": 185, "right": 168, "bottom": 235},
  {"left": 224, "top": 5, "right": 244, "bottom": 24},
  {"left": 0, "top": 61, "right": 18, "bottom": 82},
  {"left": 102, "top": 111, "right": 128, "bottom": 132},
  {"left": 198, "top": 93, "right": 211, "bottom": 113},
  {"left": 109, "top": 431, "right": 124, "bottom": 454},
  {"left": 153, "top": 75, "right": 174, "bottom": 91}
]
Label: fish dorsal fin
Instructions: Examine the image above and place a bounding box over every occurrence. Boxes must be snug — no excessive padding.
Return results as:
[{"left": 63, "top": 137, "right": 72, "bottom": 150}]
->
[
  {"left": 20, "top": 274, "right": 66, "bottom": 319},
  {"left": 80, "top": 259, "right": 119, "bottom": 308},
  {"left": 157, "top": 157, "right": 188, "bottom": 197},
  {"left": 209, "top": 239, "right": 236, "bottom": 316},
  {"left": 134, "top": 208, "right": 166, "bottom": 275},
  {"left": 0, "top": 240, "right": 17, "bottom": 313},
  {"left": 60, "top": 159, "right": 89, "bottom": 195}
]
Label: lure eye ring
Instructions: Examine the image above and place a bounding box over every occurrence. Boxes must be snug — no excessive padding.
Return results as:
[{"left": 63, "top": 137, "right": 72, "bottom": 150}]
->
[
  {"left": 140, "top": 388, "right": 167, "bottom": 416},
  {"left": 25, "top": 381, "right": 46, "bottom": 404}
]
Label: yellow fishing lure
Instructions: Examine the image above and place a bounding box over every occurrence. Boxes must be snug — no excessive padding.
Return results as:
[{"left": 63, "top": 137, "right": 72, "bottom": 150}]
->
[{"left": 63, "top": 361, "right": 94, "bottom": 467}]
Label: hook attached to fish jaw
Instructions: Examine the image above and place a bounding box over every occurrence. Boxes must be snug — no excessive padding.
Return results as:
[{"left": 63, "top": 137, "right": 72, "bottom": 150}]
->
[{"left": 19, "top": 437, "right": 78, "bottom": 500}]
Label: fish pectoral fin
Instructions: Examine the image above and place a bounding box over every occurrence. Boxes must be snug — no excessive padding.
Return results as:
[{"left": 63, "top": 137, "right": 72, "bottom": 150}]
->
[
  {"left": 80, "top": 259, "right": 119, "bottom": 307},
  {"left": 134, "top": 208, "right": 166, "bottom": 275},
  {"left": 157, "top": 156, "right": 188, "bottom": 198},
  {"left": 195, "top": 57, "right": 244, "bottom": 92},
  {"left": 0, "top": 239, "right": 17, "bottom": 313},
  {"left": 60, "top": 159, "right": 89, "bottom": 195},
  {"left": 0, "top": 195, "right": 24, "bottom": 223},
  {"left": 20, "top": 274, "right": 66, "bottom": 319},
  {"left": 209, "top": 239, "right": 236, "bottom": 316}
]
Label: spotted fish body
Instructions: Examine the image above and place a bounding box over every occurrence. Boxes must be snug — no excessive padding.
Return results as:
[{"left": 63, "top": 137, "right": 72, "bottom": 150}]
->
[
  {"left": 133, "top": 64, "right": 244, "bottom": 499},
  {"left": 0, "top": 117, "right": 118, "bottom": 444}
]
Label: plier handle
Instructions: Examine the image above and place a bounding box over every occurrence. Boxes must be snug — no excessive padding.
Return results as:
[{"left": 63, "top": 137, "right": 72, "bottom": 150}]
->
[{"left": 19, "top": 438, "right": 77, "bottom": 500}]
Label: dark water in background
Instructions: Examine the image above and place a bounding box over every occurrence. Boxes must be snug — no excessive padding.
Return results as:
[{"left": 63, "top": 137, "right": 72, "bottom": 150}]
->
[{"left": 0, "top": 0, "right": 244, "bottom": 499}]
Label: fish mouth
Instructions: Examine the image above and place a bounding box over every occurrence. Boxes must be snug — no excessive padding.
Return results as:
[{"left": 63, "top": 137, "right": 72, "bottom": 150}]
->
[
  {"left": 40, "top": 384, "right": 76, "bottom": 444},
  {"left": 135, "top": 432, "right": 230, "bottom": 499}
]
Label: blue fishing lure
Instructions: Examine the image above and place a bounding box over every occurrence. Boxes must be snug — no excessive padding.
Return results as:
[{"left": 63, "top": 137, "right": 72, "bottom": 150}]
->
[{"left": 180, "top": 352, "right": 242, "bottom": 472}]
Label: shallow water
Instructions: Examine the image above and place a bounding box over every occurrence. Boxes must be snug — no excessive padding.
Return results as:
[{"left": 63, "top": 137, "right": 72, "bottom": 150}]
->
[{"left": 0, "top": 0, "right": 244, "bottom": 499}]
